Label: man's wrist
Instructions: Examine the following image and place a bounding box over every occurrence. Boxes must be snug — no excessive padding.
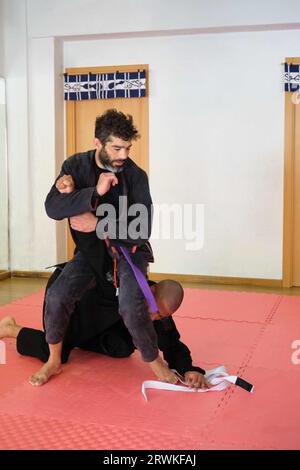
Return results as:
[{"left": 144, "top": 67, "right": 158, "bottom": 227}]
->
[{"left": 91, "top": 187, "right": 100, "bottom": 207}]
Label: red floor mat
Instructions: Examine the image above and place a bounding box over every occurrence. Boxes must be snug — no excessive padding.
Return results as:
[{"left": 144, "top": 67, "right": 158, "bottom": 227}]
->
[{"left": 0, "top": 288, "right": 299, "bottom": 449}]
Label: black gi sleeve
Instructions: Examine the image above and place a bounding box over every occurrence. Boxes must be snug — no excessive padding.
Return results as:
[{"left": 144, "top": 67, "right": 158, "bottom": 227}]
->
[
  {"left": 154, "top": 317, "right": 206, "bottom": 376},
  {"left": 45, "top": 159, "right": 96, "bottom": 220},
  {"left": 127, "top": 169, "right": 153, "bottom": 244}
]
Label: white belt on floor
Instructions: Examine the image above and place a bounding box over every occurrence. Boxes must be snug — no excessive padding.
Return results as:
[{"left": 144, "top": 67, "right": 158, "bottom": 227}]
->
[{"left": 142, "top": 365, "right": 254, "bottom": 402}]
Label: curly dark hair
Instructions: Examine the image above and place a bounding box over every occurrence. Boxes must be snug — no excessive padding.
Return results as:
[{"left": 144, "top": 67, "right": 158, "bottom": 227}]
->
[{"left": 95, "top": 109, "right": 140, "bottom": 145}]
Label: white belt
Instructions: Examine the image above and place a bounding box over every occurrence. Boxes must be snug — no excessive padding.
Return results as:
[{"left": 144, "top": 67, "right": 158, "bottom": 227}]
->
[{"left": 142, "top": 365, "right": 254, "bottom": 402}]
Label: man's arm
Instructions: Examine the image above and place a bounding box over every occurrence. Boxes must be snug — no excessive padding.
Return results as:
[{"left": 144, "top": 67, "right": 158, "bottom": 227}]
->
[
  {"left": 45, "top": 159, "right": 96, "bottom": 221},
  {"left": 154, "top": 318, "right": 210, "bottom": 388},
  {"left": 52, "top": 173, "right": 114, "bottom": 282}
]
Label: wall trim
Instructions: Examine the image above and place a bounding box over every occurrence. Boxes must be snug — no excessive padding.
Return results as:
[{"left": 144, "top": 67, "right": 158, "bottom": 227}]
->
[
  {"left": 149, "top": 272, "right": 282, "bottom": 288},
  {"left": 11, "top": 271, "right": 52, "bottom": 279},
  {"left": 0, "top": 271, "right": 11, "bottom": 281},
  {"left": 6, "top": 270, "right": 282, "bottom": 288}
]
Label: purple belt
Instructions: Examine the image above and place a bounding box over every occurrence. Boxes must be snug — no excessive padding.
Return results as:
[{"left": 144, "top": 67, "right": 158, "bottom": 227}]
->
[{"left": 119, "top": 246, "right": 159, "bottom": 313}]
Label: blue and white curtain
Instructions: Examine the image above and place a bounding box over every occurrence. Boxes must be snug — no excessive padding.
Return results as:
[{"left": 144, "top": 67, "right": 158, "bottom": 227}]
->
[
  {"left": 284, "top": 63, "right": 300, "bottom": 92},
  {"left": 64, "top": 70, "right": 146, "bottom": 100}
]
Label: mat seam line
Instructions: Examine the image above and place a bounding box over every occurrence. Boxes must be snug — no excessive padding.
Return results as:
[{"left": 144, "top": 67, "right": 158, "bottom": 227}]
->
[{"left": 199, "top": 295, "right": 283, "bottom": 443}]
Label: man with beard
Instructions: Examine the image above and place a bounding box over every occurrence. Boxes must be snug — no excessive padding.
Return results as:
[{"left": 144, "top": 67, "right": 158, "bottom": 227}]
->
[{"left": 29, "top": 109, "right": 172, "bottom": 387}]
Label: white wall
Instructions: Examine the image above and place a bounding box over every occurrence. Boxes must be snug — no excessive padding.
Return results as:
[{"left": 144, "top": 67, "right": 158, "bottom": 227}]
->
[
  {"left": 2, "top": 0, "right": 64, "bottom": 271},
  {"left": 3, "top": 0, "right": 300, "bottom": 278},
  {"left": 2, "top": 0, "right": 33, "bottom": 271},
  {"left": 0, "top": 1, "right": 4, "bottom": 76},
  {"left": 27, "top": 0, "right": 300, "bottom": 38},
  {"left": 64, "top": 30, "right": 300, "bottom": 279},
  {"left": 27, "top": 37, "right": 64, "bottom": 269},
  {"left": 0, "top": 79, "right": 9, "bottom": 270},
  {"left": 0, "top": 4, "right": 8, "bottom": 270}
]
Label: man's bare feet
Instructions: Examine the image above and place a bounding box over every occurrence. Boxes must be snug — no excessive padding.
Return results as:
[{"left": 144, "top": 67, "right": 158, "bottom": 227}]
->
[
  {"left": 149, "top": 356, "right": 178, "bottom": 384},
  {"left": 0, "top": 316, "right": 19, "bottom": 339},
  {"left": 29, "top": 361, "right": 62, "bottom": 386}
]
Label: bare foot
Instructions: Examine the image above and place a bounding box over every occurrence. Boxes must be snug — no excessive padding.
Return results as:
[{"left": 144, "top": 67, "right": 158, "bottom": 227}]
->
[
  {"left": 149, "top": 356, "right": 178, "bottom": 384},
  {"left": 0, "top": 316, "right": 17, "bottom": 339},
  {"left": 29, "top": 362, "right": 62, "bottom": 386}
]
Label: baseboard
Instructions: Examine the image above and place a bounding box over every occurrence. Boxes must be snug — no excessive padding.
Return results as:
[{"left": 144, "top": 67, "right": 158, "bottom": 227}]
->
[
  {"left": 8, "top": 270, "right": 283, "bottom": 288},
  {"left": 0, "top": 271, "right": 11, "bottom": 281},
  {"left": 11, "top": 271, "right": 52, "bottom": 279},
  {"left": 148, "top": 272, "right": 282, "bottom": 288}
]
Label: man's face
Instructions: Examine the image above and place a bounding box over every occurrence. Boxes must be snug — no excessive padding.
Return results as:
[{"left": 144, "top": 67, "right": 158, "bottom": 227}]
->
[
  {"left": 147, "top": 288, "right": 174, "bottom": 321},
  {"left": 96, "top": 136, "right": 132, "bottom": 173}
]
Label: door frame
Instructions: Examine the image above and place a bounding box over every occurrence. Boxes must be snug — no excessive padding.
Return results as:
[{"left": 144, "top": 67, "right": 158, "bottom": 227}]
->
[
  {"left": 282, "top": 57, "right": 300, "bottom": 287},
  {"left": 66, "top": 64, "right": 149, "bottom": 169},
  {"left": 65, "top": 64, "right": 149, "bottom": 259}
]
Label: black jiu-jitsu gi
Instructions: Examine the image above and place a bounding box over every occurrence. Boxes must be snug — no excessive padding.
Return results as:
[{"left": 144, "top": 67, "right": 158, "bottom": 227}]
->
[
  {"left": 17, "top": 264, "right": 205, "bottom": 376},
  {"left": 44, "top": 150, "right": 158, "bottom": 361}
]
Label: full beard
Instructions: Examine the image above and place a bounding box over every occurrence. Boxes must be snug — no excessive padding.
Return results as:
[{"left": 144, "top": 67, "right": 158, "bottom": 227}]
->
[{"left": 99, "top": 148, "right": 125, "bottom": 174}]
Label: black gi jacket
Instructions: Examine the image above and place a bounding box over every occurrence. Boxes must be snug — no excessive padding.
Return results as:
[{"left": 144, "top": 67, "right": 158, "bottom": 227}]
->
[
  {"left": 45, "top": 149, "right": 154, "bottom": 282},
  {"left": 45, "top": 150, "right": 153, "bottom": 244}
]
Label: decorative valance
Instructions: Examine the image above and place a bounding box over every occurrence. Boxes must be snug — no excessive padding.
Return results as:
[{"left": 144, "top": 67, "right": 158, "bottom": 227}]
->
[
  {"left": 284, "top": 63, "right": 300, "bottom": 92},
  {"left": 64, "top": 70, "right": 146, "bottom": 100}
]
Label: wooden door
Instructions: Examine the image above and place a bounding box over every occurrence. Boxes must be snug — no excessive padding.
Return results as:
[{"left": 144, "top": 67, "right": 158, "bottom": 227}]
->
[
  {"left": 65, "top": 64, "right": 149, "bottom": 259},
  {"left": 292, "top": 88, "right": 300, "bottom": 285},
  {"left": 283, "top": 57, "right": 300, "bottom": 286}
]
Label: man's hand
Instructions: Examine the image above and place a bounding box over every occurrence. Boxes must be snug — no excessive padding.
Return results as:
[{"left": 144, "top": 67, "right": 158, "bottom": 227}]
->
[
  {"left": 56, "top": 175, "right": 75, "bottom": 194},
  {"left": 70, "top": 212, "right": 97, "bottom": 233},
  {"left": 184, "top": 371, "right": 211, "bottom": 389},
  {"left": 96, "top": 172, "right": 118, "bottom": 196},
  {"left": 149, "top": 356, "right": 179, "bottom": 384}
]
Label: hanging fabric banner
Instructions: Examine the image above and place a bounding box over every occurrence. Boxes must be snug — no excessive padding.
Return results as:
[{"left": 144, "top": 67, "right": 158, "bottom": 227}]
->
[
  {"left": 284, "top": 63, "right": 300, "bottom": 92},
  {"left": 64, "top": 70, "right": 146, "bottom": 101}
]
